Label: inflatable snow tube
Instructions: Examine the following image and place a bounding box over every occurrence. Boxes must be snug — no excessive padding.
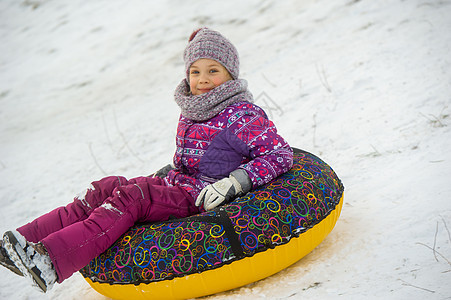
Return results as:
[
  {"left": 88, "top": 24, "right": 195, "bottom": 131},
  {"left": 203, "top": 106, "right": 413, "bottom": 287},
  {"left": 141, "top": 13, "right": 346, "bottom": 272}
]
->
[{"left": 80, "top": 148, "right": 344, "bottom": 300}]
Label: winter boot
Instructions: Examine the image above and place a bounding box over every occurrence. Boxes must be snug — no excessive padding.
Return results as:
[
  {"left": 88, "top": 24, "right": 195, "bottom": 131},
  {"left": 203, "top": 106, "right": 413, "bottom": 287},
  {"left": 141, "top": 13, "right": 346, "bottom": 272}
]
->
[
  {"left": 0, "top": 239, "right": 24, "bottom": 276},
  {"left": 2, "top": 231, "right": 57, "bottom": 293}
]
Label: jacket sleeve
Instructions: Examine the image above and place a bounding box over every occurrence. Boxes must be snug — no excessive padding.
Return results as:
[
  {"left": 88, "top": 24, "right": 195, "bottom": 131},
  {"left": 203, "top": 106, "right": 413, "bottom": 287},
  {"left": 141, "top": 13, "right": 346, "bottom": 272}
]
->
[{"left": 231, "top": 112, "right": 293, "bottom": 189}]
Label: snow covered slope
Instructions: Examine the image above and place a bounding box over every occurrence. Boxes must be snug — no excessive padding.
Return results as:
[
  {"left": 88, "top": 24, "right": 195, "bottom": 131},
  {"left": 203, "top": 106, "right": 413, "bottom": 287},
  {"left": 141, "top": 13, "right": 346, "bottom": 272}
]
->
[{"left": 1, "top": 0, "right": 450, "bottom": 299}]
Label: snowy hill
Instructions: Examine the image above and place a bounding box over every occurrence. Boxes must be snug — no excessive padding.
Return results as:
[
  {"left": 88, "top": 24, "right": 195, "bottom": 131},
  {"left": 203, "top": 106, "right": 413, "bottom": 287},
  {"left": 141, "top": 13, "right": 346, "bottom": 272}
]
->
[{"left": 1, "top": 0, "right": 450, "bottom": 299}]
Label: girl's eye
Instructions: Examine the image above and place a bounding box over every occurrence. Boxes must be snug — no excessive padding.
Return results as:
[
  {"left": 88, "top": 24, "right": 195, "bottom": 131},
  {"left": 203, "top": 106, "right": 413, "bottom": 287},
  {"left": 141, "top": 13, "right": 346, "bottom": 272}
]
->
[
  {"left": 209, "top": 69, "right": 218, "bottom": 73},
  {"left": 190, "top": 70, "right": 199, "bottom": 75}
]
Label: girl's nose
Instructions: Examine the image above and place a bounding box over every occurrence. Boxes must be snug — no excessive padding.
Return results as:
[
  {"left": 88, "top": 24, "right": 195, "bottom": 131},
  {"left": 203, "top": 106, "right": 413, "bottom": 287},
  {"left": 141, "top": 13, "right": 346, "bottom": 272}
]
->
[{"left": 199, "top": 73, "right": 209, "bottom": 83}]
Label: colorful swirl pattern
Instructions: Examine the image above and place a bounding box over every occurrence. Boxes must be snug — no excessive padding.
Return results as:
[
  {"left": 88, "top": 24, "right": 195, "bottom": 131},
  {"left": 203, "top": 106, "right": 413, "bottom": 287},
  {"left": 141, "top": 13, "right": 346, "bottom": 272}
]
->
[{"left": 80, "top": 149, "right": 343, "bottom": 284}]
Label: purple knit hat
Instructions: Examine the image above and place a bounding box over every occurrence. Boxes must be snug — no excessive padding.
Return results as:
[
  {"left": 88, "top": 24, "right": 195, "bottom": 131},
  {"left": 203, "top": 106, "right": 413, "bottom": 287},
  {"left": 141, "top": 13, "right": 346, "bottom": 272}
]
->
[{"left": 184, "top": 28, "right": 239, "bottom": 80}]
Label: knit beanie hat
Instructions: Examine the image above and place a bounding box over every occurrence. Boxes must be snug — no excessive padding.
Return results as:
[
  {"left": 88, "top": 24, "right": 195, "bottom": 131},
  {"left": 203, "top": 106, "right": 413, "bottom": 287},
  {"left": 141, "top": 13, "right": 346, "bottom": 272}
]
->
[{"left": 184, "top": 28, "right": 239, "bottom": 81}]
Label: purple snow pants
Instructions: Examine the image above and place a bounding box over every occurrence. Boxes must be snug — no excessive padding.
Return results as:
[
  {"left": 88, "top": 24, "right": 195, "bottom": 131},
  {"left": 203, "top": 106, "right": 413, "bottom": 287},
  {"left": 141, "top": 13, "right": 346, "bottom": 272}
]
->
[{"left": 16, "top": 176, "right": 199, "bottom": 283}]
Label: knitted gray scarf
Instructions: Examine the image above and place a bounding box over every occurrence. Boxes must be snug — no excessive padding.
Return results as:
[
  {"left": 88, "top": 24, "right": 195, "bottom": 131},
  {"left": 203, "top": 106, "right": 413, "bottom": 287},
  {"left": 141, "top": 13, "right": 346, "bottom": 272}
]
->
[{"left": 174, "top": 79, "right": 253, "bottom": 121}]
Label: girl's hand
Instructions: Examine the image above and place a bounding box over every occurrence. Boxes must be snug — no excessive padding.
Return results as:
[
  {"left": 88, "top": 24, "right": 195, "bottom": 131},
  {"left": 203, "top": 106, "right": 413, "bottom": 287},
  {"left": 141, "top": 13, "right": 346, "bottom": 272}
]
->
[
  {"left": 150, "top": 164, "right": 175, "bottom": 178},
  {"left": 196, "top": 175, "right": 243, "bottom": 211}
]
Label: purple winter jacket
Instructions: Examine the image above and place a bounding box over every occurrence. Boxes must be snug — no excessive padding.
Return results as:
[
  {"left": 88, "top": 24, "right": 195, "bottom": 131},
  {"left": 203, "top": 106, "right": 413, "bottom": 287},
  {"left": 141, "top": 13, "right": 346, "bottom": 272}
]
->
[{"left": 166, "top": 101, "right": 293, "bottom": 200}]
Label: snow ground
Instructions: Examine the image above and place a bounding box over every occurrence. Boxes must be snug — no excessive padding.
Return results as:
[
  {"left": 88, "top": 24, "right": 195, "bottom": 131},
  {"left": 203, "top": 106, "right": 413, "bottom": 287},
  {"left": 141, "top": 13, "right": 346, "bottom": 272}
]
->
[{"left": 1, "top": 0, "right": 450, "bottom": 299}]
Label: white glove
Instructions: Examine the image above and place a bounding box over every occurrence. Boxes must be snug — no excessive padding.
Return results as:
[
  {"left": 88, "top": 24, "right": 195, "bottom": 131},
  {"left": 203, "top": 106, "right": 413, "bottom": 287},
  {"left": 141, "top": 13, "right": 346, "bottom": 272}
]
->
[{"left": 196, "top": 175, "right": 243, "bottom": 211}]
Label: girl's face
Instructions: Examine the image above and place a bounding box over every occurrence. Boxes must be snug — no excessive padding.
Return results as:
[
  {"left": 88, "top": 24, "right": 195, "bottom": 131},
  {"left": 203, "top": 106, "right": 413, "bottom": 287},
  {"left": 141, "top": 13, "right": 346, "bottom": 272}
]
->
[{"left": 189, "top": 58, "right": 232, "bottom": 95}]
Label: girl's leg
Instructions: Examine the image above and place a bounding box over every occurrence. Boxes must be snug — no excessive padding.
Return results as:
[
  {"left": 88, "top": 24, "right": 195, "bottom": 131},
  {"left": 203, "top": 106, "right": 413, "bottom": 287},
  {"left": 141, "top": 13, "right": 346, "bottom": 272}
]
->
[
  {"left": 16, "top": 176, "right": 127, "bottom": 243},
  {"left": 40, "top": 177, "right": 198, "bottom": 282}
]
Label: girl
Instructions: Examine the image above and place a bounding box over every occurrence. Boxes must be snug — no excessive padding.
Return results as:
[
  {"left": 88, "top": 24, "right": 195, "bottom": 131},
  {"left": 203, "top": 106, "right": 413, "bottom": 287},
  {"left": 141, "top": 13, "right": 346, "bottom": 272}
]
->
[{"left": 0, "top": 28, "right": 293, "bottom": 293}]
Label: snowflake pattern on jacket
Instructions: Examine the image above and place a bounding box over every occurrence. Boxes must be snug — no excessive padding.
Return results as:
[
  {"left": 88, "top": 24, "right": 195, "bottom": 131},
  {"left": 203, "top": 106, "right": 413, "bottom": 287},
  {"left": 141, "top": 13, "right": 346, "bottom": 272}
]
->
[{"left": 165, "top": 101, "right": 293, "bottom": 201}]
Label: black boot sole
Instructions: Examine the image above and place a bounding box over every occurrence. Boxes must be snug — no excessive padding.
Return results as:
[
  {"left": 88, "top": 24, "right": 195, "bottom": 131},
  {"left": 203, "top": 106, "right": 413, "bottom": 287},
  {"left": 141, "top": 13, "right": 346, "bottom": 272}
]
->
[
  {"left": 3, "top": 231, "right": 48, "bottom": 292},
  {"left": 0, "top": 246, "right": 24, "bottom": 276}
]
